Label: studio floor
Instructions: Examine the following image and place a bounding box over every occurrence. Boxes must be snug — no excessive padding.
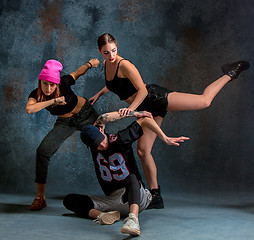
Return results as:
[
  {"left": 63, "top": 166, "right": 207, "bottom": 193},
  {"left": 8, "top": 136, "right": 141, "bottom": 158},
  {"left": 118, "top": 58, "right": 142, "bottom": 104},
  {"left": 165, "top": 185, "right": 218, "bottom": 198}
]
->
[{"left": 1, "top": 191, "right": 254, "bottom": 240}]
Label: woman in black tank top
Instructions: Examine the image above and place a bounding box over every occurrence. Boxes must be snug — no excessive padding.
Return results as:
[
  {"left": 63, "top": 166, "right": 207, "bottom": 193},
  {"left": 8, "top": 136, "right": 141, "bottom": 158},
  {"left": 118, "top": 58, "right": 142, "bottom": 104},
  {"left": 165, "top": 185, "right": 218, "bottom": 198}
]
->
[{"left": 89, "top": 33, "right": 250, "bottom": 209}]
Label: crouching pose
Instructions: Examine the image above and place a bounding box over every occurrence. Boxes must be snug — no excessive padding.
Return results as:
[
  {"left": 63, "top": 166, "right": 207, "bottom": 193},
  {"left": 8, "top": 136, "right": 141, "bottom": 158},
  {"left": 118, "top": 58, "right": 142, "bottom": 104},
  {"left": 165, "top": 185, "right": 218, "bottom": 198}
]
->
[
  {"left": 26, "top": 59, "right": 99, "bottom": 210},
  {"left": 63, "top": 111, "right": 189, "bottom": 236}
]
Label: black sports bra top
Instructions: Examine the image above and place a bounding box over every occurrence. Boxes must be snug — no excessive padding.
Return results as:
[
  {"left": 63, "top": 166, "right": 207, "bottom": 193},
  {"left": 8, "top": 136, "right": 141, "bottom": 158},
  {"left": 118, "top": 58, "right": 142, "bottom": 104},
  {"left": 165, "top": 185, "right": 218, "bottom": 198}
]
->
[{"left": 105, "top": 59, "right": 137, "bottom": 100}]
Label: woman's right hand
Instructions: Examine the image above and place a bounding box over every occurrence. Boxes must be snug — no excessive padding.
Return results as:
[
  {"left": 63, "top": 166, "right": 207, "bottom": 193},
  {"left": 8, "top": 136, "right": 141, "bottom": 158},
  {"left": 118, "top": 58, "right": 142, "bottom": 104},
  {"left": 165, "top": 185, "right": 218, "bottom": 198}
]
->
[
  {"left": 89, "top": 86, "right": 109, "bottom": 105},
  {"left": 54, "top": 96, "right": 66, "bottom": 105},
  {"left": 89, "top": 93, "right": 100, "bottom": 105}
]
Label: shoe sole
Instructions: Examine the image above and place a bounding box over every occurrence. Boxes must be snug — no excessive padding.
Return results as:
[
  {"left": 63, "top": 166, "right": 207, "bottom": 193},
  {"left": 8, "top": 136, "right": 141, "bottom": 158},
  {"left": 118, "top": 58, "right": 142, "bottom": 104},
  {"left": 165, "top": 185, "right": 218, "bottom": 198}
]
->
[
  {"left": 146, "top": 199, "right": 164, "bottom": 210},
  {"left": 100, "top": 211, "right": 120, "bottom": 225},
  {"left": 146, "top": 202, "right": 164, "bottom": 210},
  {"left": 121, "top": 227, "right": 140, "bottom": 236},
  {"left": 30, "top": 203, "right": 47, "bottom": 211}
]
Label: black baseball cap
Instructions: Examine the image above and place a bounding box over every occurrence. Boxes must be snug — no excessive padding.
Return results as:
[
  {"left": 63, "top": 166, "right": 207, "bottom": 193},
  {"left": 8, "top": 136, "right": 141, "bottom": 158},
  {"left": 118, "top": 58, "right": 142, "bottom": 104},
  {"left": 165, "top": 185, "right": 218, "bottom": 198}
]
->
[{"left": 80, "top": 125, "right": 105, "bottom": 150}]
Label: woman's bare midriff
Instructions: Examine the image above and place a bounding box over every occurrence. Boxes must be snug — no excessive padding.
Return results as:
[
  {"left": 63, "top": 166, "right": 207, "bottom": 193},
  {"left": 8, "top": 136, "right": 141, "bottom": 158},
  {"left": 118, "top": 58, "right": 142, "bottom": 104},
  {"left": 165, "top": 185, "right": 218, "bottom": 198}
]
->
[
  {"left": 58, "top": 96, "right": 86, "bottom": 118},
  {"left": 124, "top": 84, "right": 147, "bottom": 105},
  {"left": 125, "top": 93, "right": 136, "bottom": 105}
]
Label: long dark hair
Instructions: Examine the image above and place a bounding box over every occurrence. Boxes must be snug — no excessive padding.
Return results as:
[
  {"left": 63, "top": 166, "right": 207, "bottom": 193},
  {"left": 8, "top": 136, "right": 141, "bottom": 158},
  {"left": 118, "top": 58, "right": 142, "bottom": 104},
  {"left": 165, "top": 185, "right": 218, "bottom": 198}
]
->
[
  {"left": 97, "top": 33, "right": 117, "bottom": 50},
  {"left": 37, "top": 80, "right": 60, "bottom": 102}
]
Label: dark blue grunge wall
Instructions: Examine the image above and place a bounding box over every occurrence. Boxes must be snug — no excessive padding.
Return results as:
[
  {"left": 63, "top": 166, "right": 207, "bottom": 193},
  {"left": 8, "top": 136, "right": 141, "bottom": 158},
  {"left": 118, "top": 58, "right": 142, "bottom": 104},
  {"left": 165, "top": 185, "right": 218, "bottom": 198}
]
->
[{"left": 0, "top": 0, "right": 253, "bottom": 194}]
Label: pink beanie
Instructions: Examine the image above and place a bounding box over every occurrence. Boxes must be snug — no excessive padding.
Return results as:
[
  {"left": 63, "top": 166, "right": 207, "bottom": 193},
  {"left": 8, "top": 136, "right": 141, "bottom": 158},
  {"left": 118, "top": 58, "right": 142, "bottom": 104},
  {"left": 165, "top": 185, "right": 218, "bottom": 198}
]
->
[{"left": 39, "top": 60, "right": 63, "bottom": 84}]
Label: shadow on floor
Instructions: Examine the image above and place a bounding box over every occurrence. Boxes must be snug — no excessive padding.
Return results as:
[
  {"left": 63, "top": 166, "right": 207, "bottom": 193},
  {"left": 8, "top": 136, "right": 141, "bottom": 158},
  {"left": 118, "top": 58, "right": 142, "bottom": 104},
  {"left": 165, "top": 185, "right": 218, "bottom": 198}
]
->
[{"left": 0, "top": 203, "right": 30, "bottom": 214}]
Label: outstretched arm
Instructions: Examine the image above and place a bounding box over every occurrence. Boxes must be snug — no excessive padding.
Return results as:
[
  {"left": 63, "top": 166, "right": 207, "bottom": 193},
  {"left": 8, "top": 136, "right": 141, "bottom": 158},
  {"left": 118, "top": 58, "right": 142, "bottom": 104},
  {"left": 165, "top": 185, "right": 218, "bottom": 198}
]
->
[
  {"left": 136, "top": 117, "right": 190, "bottom": 146},
  {"left": 94, "top": 111, "right": 153, "bottom": 130},
  {"left": 89, "top": 86, "right": 109, "bottom": 105},
  {"left": 70, "top": 59, "right": 99, "bottom": 81}
]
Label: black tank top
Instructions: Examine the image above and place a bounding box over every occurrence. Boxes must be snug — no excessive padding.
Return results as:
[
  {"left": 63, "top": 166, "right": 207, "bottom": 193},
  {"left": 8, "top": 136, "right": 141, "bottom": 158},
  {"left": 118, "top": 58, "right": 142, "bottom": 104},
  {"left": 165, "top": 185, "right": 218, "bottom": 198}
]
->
[{"left": 105, "top": 59, "right": 137, "bottom": 100}]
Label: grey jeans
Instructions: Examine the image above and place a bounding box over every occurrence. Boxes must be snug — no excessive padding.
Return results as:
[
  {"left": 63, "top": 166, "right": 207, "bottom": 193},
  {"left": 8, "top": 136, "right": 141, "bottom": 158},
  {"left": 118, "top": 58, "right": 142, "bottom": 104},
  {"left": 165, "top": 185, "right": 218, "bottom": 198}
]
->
[
  {"left": 90, "top": 184, "right": 152, "bottom": 217},
  {"left": 35, "top": 100, "right": 98, "bottom": 183}
]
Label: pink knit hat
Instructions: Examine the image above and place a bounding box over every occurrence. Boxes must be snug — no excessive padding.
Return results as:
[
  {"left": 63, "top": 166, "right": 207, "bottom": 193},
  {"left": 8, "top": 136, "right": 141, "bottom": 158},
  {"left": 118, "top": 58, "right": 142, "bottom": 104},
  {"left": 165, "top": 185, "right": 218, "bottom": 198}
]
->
[{"left": 39, "top": 60, "right": 63, "bottom": 84}]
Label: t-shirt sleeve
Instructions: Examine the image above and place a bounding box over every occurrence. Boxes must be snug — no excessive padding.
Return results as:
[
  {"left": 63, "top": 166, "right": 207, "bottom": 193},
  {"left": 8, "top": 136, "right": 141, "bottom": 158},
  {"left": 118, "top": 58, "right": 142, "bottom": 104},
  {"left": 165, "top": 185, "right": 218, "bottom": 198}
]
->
[
  {"left": 60, "top": 75, "right": 75, "bottom": 88},
  {"left": 117, "top": 121, "right": 143, "bottom": 145},
  {"left": 28, "top": 89, "right": 38, "bottom": 99}
]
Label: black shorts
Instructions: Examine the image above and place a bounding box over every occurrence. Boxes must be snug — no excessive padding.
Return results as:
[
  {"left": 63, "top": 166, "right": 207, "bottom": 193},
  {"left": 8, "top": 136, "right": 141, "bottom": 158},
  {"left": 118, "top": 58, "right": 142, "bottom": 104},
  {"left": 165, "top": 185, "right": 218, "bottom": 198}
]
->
[{"left": 137, "top": 84, "right": 171, "bottom": 118}]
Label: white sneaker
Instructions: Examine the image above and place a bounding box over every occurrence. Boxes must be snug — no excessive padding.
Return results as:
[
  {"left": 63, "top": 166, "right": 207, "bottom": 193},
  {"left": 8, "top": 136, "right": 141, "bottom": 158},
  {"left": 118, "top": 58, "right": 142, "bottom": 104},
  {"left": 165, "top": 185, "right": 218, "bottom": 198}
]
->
[
  {"left": 93, "top": 211, "right": 120, "bottom": 225},
  {"left": 121, "top": 213, "right": 140, "bottom": 236}
]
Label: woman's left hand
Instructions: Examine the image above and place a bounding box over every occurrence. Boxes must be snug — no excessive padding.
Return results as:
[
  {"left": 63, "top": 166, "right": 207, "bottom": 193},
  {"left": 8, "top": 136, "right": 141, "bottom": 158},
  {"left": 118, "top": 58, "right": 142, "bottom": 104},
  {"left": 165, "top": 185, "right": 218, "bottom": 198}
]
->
[
  {"left": 118, "top": 108, "right": 134, "bottom": 116},
  {"left": 89, "top": 59, "right": 100, "bottom": 68}
]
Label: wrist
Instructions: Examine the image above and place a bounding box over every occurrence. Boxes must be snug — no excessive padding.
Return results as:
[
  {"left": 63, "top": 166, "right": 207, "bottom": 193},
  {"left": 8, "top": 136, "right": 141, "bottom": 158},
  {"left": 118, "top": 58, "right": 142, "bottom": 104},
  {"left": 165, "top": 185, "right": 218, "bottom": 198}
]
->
[
  {"left": 127, "top": 106, "right": 135, "bottom": 112},
  {"left": 86, "top": 62, "right": 92, "bottom": 69},
  {"left": 128, "top": 105, "right": 136, "bottom": 111},
  {"left": 131, "top": 111, "right": 138, "bottom": 116}
]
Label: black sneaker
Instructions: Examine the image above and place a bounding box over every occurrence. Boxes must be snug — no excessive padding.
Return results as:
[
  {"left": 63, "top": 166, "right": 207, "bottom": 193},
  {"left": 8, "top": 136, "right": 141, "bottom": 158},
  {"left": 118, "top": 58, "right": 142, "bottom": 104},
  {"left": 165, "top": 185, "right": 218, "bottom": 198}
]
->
[
  {"left": 221, "top": 61, "right": 250, "bottom": 80},
  {"left": 146, "top": 186, "right": 164, "bottom": 209}
]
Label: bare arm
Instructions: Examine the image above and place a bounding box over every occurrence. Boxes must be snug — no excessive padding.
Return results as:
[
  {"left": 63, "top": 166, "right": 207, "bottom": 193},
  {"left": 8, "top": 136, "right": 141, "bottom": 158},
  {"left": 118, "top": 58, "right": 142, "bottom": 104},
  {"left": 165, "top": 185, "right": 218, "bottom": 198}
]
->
[
  {"left": 70, "top": 59, "right": 99, "bottom": 81},
  {"left": 89, "top": 60, "right": 109, "bottom": 105},
  {"left": 136, "top": 117, "right": 190, "bottom": 146},
  {"left": 89, "top": 86, "right": 110, "bottom": 105},
  {"left": 119, "top": 60, "right": 148, "bottom": 115},
  {"left": 94, "top": 111, "right": 153, "bottom": 130},
  {"left": 25, "top": 96, "right": 66, "bottom": 114}
]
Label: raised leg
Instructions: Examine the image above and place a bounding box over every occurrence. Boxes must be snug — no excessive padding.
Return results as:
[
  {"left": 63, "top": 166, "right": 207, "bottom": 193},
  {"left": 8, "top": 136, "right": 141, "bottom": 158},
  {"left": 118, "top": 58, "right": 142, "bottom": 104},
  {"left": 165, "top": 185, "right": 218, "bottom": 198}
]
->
[
  {"left": 167, "top": 75, "right": 231, "bottom": 111},
  {"left": 167, "top": 59, "right": 250, "bottom": 111}
]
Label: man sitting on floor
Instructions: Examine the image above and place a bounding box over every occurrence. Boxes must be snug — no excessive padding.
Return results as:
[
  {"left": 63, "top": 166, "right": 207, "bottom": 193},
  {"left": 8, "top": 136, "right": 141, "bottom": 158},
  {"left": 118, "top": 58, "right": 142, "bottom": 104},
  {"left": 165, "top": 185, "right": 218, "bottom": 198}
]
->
[{"left": 63, "top": 110, "right": 189, "bottom": 236}]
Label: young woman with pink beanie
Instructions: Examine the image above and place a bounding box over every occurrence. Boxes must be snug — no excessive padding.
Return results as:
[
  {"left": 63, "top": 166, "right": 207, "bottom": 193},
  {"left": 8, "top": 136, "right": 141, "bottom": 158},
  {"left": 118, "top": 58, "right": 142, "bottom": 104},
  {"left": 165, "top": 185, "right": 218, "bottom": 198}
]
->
[{"left": 26, "top": 59, "right": 100, "bottom": 210}]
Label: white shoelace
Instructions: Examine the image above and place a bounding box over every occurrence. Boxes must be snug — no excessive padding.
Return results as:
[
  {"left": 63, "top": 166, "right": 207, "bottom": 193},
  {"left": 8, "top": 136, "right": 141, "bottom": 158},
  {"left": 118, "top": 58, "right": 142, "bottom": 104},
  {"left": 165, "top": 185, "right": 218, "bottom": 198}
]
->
[
  {"left": 93, "top": 213, "right": 103, "bottom": 224},
  {"left": 123, "top": 214, "right": 139, "bottom": 230}
]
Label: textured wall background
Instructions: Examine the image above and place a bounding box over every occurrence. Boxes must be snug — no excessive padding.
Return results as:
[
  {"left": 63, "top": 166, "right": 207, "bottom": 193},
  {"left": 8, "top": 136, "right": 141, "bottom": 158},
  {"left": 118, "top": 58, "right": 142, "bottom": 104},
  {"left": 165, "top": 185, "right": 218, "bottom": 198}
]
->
[{"left": 0, "top": 0, "right": 253, "bottom": 195}]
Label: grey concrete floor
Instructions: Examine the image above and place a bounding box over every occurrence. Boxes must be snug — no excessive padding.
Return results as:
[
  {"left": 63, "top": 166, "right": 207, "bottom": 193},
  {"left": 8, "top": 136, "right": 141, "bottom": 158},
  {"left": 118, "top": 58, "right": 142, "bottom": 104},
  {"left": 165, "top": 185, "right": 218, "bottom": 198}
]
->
[{"left": 1, "top": 191, "right": 254, "bottom": 240}]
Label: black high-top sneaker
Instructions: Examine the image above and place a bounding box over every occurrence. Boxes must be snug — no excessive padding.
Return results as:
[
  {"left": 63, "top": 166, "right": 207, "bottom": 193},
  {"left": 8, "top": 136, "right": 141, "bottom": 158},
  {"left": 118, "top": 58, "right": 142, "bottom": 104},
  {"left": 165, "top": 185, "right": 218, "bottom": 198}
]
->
[
  {"left": 221, "top": 61, "right": 250, "bottom": 80},
  {"left": 146, "top": 186, "right": 164, "bottom": 209}
]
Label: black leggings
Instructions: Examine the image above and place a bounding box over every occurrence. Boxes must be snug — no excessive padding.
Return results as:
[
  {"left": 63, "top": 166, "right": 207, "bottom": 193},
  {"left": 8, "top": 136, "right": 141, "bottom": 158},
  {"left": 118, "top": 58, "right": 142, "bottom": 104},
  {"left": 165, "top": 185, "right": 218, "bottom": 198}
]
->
[
  {"left": 36, "top": 100, "right": 98, "bottom": 184},
  {"left": 63, "top": 194, "right": 94, "bottom": 218},
  {"left": 63, "top": 174, "right": 140, "bottom": 218},
  {"left": 123, "top": 174, "right": 141, "bottom": 206}
]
